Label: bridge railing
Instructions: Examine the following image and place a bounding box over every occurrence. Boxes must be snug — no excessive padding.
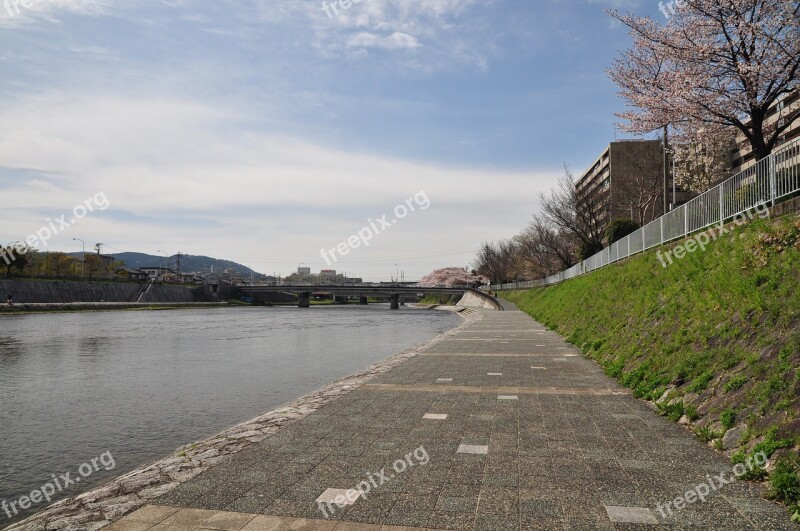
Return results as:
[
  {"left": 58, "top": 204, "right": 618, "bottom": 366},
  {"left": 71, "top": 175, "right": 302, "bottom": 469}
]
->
[{"left": 490, "top": 137, "right": 800, "bottom": 291}]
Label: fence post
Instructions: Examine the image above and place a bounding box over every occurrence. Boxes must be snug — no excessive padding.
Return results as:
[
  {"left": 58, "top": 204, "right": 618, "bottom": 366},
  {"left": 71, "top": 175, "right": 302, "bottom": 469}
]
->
[
  {"left": 660, "top": 216, "right": 664, "bottom": 245},
  {"left": 770, "top": 153, "right": 777, "bottom": 206},
  {"left": 719, "top": 182, "right": 724, "bottom": 228},
  {"left": 685, "top": 201, "right": 689, "bottom": 237}
]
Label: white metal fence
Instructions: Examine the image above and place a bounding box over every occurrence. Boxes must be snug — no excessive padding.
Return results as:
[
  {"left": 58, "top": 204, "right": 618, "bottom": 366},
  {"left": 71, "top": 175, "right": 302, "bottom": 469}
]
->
[{"left": 491, "top": 137, "right": 800, "bottom": 291}]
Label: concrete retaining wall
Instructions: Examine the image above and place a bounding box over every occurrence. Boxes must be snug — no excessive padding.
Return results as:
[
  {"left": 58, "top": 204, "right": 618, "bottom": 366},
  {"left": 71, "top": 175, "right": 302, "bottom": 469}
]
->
[
  {"left": 0, "top": 279, "right": 197, "bottom": 304},
  {"left": 456, "top": 289, "right": 502, "bottom": 310},
  {"left": 772, "top": 195, "right": 800, "bottom": 218}
]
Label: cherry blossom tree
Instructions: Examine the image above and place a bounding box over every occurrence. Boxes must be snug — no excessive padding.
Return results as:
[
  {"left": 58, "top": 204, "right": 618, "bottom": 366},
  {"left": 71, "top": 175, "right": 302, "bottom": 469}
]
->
[
  {"left": 418, "top": 267, "right": 484, "bottom": 288},
  {"left": 608, "top": 1, "right": 800, "bottom": 160},
  {"left": 672, "top": 123, "right": 737, "bottom": 193}
]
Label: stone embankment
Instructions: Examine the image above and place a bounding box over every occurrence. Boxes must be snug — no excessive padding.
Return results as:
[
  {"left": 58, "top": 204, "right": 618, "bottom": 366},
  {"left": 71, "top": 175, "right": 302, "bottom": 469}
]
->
[{"left": 0, "top": 279, "right": 197, "bottom": 304}]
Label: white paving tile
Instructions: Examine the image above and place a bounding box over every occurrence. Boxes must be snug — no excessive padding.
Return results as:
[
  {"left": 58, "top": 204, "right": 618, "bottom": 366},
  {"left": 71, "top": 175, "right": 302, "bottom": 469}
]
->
[
  {"left": 531, "top": 366, "right": 547, "bottom": 370},
  {"left": 423, "top": 413, "right": 448, "bottom": 420},
  {"left": 487, "top": 372, "right": 503, "bottom": 376},
  {"left": 604, "top": 506, "right": 658, "bottom": 524},
  {"left": 316, "top": 488, "right": 362, "bottom": 506},
  {"left": 498, "top": 395, "right": 518, "bottom": 400},
  {"left": 457, "top": 444, "right": 489, "bottom": 455},
  {"left": 436, "top": 378, "right": 453, "bottom": 383}
]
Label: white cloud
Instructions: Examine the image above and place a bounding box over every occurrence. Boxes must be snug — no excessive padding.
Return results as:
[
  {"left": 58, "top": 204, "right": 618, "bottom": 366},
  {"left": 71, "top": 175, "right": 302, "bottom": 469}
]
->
[
  {"left": 246, "top": 0, "right": 494, "bottom": 69},
  {"left": 0, "top": 93, "right": 557, "bottom": 278},
  {"left": 346, "top": 31, "right": 420, "bottom": 50}
]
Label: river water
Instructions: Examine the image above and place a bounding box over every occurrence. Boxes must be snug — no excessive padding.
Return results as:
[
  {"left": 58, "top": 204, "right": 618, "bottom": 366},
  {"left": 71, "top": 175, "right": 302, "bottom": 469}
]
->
[{"left": 0, "top": 306, "right": 459, "bottom": 526}]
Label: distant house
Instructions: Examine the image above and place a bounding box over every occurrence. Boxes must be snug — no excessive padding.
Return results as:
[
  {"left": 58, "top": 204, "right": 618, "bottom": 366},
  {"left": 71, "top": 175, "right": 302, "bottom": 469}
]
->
[
  {"left": 162, "top": 272, "right": 197, "bottom": 283},
  {"left": 140, "top": 266, "right": 174, "bottom": 280},
  {"left": 117, "top": 268, "right": 149, "bottom": 282}
]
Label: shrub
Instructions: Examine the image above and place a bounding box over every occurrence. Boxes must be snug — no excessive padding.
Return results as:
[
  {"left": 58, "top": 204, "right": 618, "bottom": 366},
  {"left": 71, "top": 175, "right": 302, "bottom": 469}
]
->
[
  {"left": 724, "top": 375, "right": 748, "bottom": 392},
  {"left": 606, "top": 218, "right": 641, "bottom": 245},
  {"left": 767, "top": 457, "right": 800, "bottom": 506},
  {"left": 689, "top": 371, "right": 715, "bottom": 392},
  {"left": 685, "top": 404, "right": 700, "bottom": 421},
  {"left": 695, "top": 426, "right": 721, "bottom": 442},
  {"left": 720, "top": 408, "right": 737, "bottom": 430},
  {"left": 658, "top": 401, "right": 685, "bottom": 422}
]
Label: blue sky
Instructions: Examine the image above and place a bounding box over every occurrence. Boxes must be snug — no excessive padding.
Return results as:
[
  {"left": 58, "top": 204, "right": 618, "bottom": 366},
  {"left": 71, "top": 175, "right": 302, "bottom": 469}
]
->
[{"left": 0, "top": 0, "right": 662, "bottom": 280}]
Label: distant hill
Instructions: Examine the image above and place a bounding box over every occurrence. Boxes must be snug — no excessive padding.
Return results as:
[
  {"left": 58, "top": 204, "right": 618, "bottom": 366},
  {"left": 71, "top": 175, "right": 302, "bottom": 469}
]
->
[{"left": 70, "top": 252, "right": 265, "bottom": 277}]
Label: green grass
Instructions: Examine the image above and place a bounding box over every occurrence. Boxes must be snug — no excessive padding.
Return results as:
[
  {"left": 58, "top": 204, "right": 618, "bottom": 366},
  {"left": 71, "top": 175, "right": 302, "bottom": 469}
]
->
[
  {"left": 502, "top": 213, "right": 800, "bottom": 484},
  {"left": 767, "top": 456, "right": 800, "bottom": 508}
]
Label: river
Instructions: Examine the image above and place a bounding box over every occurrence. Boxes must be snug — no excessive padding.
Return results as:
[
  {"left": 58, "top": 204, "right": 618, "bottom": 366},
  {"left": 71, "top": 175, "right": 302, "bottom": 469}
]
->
[{"left": 0, "top": 306, "right": 459, "bottom": 526}]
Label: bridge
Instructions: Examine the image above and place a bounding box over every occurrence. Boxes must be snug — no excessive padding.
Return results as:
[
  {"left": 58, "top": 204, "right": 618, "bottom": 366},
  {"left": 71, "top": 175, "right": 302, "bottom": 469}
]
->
[{"left": 235, "top": 285, "right": 500, "bottom": 310}]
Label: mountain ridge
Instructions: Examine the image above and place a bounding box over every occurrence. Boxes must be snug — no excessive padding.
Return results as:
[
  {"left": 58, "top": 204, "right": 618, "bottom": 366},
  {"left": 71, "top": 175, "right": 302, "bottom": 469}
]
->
[{"left": 68, "top": 252, "right": 265, "bottom": 277}]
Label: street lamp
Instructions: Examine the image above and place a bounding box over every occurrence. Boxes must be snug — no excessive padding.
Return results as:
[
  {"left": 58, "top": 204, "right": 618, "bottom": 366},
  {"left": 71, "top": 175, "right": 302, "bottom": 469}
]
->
[
  {"left": 73, "top": 238, "right": 85, "bottom": 279},
  {"left": 394, "top": 264, "right": 399, "bottom": 284}
]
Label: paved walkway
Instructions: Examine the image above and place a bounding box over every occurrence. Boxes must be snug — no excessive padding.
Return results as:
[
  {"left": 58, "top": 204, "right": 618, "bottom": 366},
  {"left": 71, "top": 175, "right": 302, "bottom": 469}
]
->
[{"left": 107, "top": 309, "right": 795, "bottom": 530}]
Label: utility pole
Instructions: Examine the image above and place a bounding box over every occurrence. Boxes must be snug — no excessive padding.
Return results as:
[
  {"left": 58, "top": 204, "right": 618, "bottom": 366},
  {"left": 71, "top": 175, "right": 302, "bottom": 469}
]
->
[
  {"left": 158, "top": 250, "right": 168, "bottom": 281},
  {"left": 73, "top": 238, "right": 85, "bottom": 279},
  {"left": 663, "top": 125, "right": 669, "bottom": 215}
]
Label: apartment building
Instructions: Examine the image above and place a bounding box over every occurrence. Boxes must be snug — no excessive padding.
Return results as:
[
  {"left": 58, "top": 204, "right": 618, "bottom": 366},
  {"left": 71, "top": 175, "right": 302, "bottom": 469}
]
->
[
  {"left": 575, "top": 140, "right": 685, "bottom": 228},
  {"left": 729, "top": 92, "right": 800, "bottom": 174}
]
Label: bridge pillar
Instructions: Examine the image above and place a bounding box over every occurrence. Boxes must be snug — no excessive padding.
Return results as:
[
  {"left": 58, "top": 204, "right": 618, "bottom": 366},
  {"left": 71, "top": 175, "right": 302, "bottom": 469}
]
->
[
  {"left": 390, "top": 294, "right": 399, "bottom": 310},
  {"left": 298, "top": 292, "right": 310, "bottom": 308},
  {"left": 360, "top": 296, "right": 368, "bottom": 305}
]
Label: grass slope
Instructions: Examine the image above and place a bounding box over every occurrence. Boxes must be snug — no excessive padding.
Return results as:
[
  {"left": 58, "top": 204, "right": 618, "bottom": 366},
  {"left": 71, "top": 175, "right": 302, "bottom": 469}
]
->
[{"left": 503, "top": 212, "right": 800, "bottom": 518}]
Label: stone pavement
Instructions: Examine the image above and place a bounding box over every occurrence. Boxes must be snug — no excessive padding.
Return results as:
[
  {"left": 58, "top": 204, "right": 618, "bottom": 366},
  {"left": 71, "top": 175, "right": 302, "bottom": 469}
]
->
[{"left": 106, "top": 308, "right": 796, "bottom": 530}]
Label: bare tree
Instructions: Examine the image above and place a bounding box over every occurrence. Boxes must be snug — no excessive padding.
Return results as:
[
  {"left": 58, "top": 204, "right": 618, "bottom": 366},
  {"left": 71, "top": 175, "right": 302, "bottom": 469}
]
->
[
  {"left": 514, "top": 216, "right": 577, "bottom": 279},
  {"left": 539, "top": 167, "right": 607, "bottom": 259},
  {"left": 474, "top": 240, "right": 517, "bottom": 285}
]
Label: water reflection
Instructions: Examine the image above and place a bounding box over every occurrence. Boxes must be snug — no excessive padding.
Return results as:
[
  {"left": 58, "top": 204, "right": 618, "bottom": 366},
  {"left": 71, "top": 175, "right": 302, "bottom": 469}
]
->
[{"left": 0, "top": 306, "right": 458, "bottom": 527}]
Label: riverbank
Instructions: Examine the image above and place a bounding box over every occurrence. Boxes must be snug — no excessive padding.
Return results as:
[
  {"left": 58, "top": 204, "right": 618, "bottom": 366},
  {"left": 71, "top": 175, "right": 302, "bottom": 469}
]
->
[
  {"left": 96, "top": 307, "right": 795, "bottom": 530},
  {"left": 0, "top": 279, "right": 199, "bottom": 305},
  {"left": 500, "top": 213, "right": 800, "bottom": 521},
  {"left": 4, "top": 307, "right": 478, "bottom": 531}
]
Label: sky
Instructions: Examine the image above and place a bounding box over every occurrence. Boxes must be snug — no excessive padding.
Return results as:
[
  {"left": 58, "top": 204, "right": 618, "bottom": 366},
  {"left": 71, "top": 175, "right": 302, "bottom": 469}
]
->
[{"left": 0, "top": 0, "right": 665, "bottom": 281}]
